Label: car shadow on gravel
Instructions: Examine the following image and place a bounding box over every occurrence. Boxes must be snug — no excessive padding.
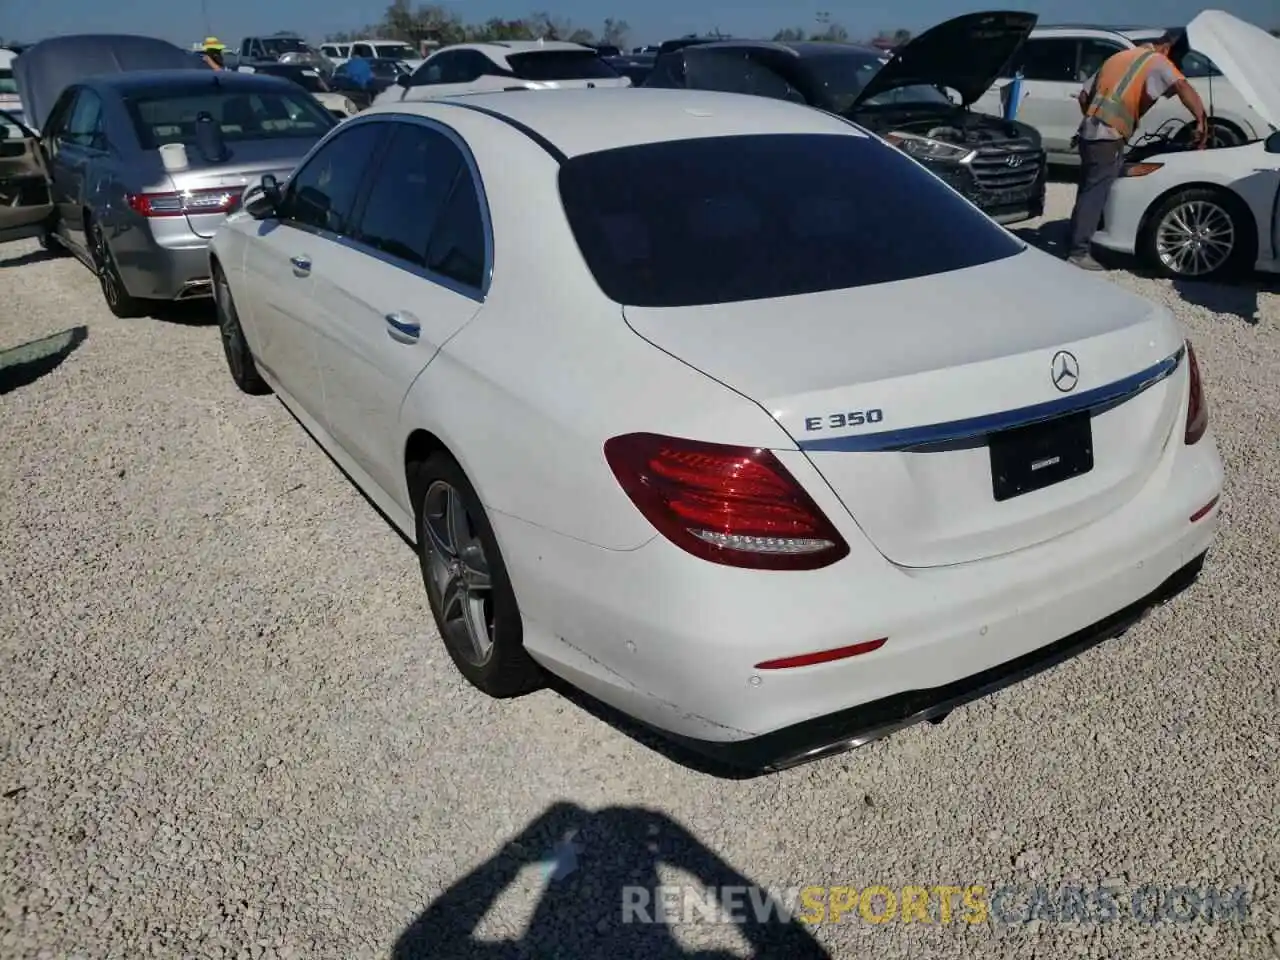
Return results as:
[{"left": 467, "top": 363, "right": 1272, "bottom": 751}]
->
[
  {"left": 1011, "top": 217, "right": 1069, "bottom": 257},
  {"left": 144, "top": 300, "right": 217, "bottom": 326},
  {"left": 0, "top": 247, "right": 64, "bottom": 269},
  {"left": 392, "top": 802, "right": 833, "bottom": 959},
  {"left": 0, "top": 325, "right": 87, "bottom": 395},
  {"left": 1169, "top": 277, "right": 1268, "bottom": 326}
]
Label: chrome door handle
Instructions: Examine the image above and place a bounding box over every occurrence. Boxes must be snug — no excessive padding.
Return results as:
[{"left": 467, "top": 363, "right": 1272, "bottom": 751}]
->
[
  {"left": 290, "top": 254, "right": 311, "bottom": 275},
  {"left": 385, "top": 311, "right": 421, "bottom": 343}
]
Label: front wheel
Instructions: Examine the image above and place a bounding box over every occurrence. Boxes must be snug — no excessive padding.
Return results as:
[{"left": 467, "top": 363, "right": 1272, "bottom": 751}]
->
[
  {"left": 213, "top": 265, "right": 271, "bottom": 395},
  {"left": 410, "top": 453, "right": 542, "bottom": 698},
  {"left": 1139, "top": 187, "right": 1256, "bottom": 280}
]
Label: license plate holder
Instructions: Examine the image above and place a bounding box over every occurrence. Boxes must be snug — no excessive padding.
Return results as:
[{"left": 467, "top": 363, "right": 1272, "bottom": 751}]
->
[{"left": 989, "top": 412, "right": 1093, "bottom": 502}]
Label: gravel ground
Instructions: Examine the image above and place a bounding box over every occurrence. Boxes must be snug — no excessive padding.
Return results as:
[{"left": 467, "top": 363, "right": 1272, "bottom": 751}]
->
[{"left": 1, "top": 183, "right": 1278, "bottom": 960}]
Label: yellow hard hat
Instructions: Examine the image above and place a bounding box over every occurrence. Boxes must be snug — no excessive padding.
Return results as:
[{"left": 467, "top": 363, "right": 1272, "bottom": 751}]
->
[{"left": 203, "top": 37, "right": 226, "bottom": 51}]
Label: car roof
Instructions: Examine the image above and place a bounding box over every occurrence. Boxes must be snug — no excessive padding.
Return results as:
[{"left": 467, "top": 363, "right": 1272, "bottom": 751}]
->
[
  {"left": 364, "top": 87, "right": 860, "bottom": 158},
  {"left": 687, "top": 39, "right": 883, "bottom": 58},
  {"left": 441, "top": 40, "right": 592, "bottom": 56},
  {"left": 93, "top": 69, "right": 297, "bottom": 94}
]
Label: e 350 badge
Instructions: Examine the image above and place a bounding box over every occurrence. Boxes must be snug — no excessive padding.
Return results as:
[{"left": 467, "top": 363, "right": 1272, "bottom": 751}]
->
[{"left": 804, "top": 408, "right": 884, "bottom": 431}]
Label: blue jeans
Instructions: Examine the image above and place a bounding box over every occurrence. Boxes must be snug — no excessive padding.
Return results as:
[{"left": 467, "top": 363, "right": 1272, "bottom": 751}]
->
[{"left": 1067, "top": 138, "right": 1127, "bottom": 258}]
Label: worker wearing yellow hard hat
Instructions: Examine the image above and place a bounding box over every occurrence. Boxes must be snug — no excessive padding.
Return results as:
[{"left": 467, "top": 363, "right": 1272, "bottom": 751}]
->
[{"left": 201, "top": 37, "right": 227, "bottom": 70}]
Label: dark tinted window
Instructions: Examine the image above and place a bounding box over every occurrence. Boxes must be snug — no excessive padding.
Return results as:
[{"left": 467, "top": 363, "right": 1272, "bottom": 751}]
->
[
  {"left": 425, "top": 172, "right": 486, "bottom": 289},
  {"left": 125, "top": 88, "right": 335, "bottom": 148},
  {"left": 62, "top": 90, "right": 105, "bottom": 148},
  {"left": 1013, "top": 38, "right": 1079, "bottom": 82},
  {"left": 353, "top": 124, "right": 463, "bottom": 266},
  {"left": 682, "top": 50, "right": 805, "bottom": 103},
  {"left": 416, "top": 51, "right": 477, "bottom": 85},
  {"left": 798, "top": 51, "right": 947, "bottom": 111},
  {"left": 281, "top": 123, "right": 385, "bottom": 232},
  {"left": 558, "top": 133, "right": 1023, "bottom": 307},
  {"left": 507, "top": 51, "right": 619, "bottom": 80},
  {"left": 0, "top": 69, "right": 17, "bottom": 95}
]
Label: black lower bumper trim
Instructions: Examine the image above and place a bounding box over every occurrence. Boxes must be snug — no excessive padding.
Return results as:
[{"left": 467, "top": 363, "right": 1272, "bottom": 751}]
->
[{"left": 664, "top": 552, "right": 1207, "bottom": 774}]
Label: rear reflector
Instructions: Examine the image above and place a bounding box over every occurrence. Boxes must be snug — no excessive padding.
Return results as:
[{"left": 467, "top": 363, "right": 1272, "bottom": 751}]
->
[
  {"left": 755, "top": 638, "right": 887, "bottom": 670},
  {"left": 126, "top": 188, "right": 240, "bottom": 218},
  {"left": 1190, "top": 496, "right": 1218, "bottom": 523},
  {"left": 603, "top": 432, "right": 849, "bottom": 570}
]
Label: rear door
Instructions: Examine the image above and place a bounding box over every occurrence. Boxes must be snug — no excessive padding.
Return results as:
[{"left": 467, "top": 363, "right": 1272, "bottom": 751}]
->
[
  {"left": 309, "top": 118, "right": 486, "bottom": 506},
  {"left": 0, "top": 110, "right": 53, "bottom": 242},
  {"left": 240, "top": 120, "right": 386, "bottom": 419}
]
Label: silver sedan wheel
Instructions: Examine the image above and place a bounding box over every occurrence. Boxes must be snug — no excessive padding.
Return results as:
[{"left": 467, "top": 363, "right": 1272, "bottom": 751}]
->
[
  {"left": 1154, "top": 198, "right": 1235, "bottom": 277},
  {"left": 421, "top": 480, "right": 494, "bottom": 665}
]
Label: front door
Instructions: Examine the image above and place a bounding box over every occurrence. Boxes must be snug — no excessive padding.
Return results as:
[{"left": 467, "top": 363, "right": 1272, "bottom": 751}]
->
[
  {"left": 310, "top": 119, "right": 487, "bottom": 509},
  {"left": 241, "top": 120, "right": 388, "bottom": 420},
  {"left": 0, "top": 111, "right": 53, "bottom": 244}
]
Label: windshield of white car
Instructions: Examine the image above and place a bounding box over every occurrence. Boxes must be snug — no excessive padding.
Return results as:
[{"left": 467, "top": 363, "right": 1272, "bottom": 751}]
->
[
  {"left": 799, "top": 52, "right": 952, "bottom": 114},
  {"left": 506, "top": 51, "right": 620, "bottom": 81},
  {"left": 125, "top": 89, "right": 335, "bottom": 149},
  {"left": 373, "top": 43, "right": 414, "bottom": 59},
  {"left": 559, "top": 133, "right": 1023, "bottom": 308}
]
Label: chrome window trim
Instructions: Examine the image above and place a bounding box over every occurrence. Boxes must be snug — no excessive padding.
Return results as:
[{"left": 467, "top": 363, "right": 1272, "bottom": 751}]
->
[{"left": 274, "top": 111, "right": 495, "bottom": 302}]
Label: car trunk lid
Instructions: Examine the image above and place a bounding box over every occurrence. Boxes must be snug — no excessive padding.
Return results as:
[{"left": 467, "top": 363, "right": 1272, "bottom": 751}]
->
[{"left": 623, "top": 252, "right": 1187, "bottom": 568}]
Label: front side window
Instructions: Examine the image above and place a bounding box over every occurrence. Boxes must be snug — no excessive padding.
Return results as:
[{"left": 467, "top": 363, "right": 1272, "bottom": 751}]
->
[
  {"left": 558, "top": 133, "right": 1024, "bottom": 307},
  {"left": 261, "top": 37, "right": 311, "bottom": 58},
  {"left": 125, "top": 87, "right": 335, "bottom": 148},
  {"left": 279, "top": 123, "right": 386, "bottom": 233},
  {"left": 351, "top": 123, "right": 463, "bottom": 267},
  {"left": 506, "top": 51, "right": 619, "bottom": 81},
  {"left": 374, "top": 43, "right": 415, "bottom": 59},
  {"left": 1077, "top": 40, "right": 1126, "bottom": 83},
  {"left": 352, "top": 44, "right": 374, "bottom": 59},
  {"left": 62, "top": 90, "right": 105, "bottom": 149}
]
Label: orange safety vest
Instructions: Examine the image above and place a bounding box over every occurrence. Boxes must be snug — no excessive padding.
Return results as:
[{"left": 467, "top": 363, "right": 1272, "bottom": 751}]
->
[{"left": 1085, "top": 47, "right": 1171, "bottom": 138}]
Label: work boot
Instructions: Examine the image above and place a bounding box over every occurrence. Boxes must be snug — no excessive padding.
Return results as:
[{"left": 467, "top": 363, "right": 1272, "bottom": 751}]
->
[{"left": 1067, "top": 252, "right": 1106, "bottom": 271}]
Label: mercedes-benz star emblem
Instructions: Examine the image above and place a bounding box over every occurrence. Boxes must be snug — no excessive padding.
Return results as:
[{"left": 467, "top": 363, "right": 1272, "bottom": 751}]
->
[{"left": 1051, "top": 350, "right": 1080, "bottom": 392}]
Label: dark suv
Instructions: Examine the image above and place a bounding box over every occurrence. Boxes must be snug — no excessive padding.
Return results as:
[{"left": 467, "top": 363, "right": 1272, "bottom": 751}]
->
[{"left": 643, "top": 12, "right": 1048, "bottom": 225}]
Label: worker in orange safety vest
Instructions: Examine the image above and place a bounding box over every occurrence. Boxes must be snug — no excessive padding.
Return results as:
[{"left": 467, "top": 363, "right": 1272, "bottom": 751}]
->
[{"left": 1066, "top": 29, "right": 1207, "bottom": 271}]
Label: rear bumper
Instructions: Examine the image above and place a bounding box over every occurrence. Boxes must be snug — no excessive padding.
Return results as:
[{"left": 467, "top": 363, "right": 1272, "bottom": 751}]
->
[
  {"left": 664, "top": 551, "right": 1206, "bottom": 772},
  {"left": 112, "top": 221, "right": 212, "bottom": 301}
]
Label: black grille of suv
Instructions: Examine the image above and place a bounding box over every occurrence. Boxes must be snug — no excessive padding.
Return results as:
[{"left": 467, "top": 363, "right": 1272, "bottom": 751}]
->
[{"left": 969, "top": 139, "right": 1044, "bottom": 190}]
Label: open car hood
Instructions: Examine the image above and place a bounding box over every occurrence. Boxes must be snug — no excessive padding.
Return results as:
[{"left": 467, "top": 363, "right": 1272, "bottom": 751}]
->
[
  {"left": 853, "top": 11, "right": 1037, "bottom": 109},
  {"left": 1186, "top": 10, "right": 1280, "bottom": 132},
  {"left": 14, "top": 34, "right": 205, "bottom": 133}
]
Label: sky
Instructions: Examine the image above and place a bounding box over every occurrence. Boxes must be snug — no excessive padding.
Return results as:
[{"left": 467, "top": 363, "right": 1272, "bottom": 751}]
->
[{"left": 4, "top": 0, "right": 1277, "bottom": 49}]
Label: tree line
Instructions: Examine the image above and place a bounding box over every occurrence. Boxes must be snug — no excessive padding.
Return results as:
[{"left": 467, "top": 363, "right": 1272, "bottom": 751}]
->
[{"left": 324, "top": 1, "right": 922, "bottom": 49}]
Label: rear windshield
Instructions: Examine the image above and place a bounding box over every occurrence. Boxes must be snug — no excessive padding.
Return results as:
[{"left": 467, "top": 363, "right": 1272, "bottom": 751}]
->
[
  {"left": 507, "top": 51, "right": 619, "bottom": 81},
  {"left": 125, "top": 89, "right": 335, "bottom": 149},
  {"left": 558, "top": 133, "right": 1024, "bottom": 307}
]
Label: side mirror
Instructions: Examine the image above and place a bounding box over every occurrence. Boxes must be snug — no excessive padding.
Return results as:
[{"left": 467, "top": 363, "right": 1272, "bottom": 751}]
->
[
  {"left": 396, "top": 73, "right": 412, "bottom": 89},
  {"left": 244, "top": 174, "right": 281, "bottom": 219},
  {"left": 1265, "top": 130, "right": 1280, "bottom": 155}
]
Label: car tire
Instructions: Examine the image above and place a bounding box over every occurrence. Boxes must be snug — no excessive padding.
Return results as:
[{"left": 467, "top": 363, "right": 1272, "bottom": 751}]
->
[
  {"left": 88, "top": 218, "right": 145, "bottom": 318},
  {"left": 409, "top": 452, "right": 542, "bottom": 698},
  {"left": 213, "top": 264, "right": 271, "bottom": 396},
  {"left": 1139, "top": 186, "right": 1256, "bottom": 281}
]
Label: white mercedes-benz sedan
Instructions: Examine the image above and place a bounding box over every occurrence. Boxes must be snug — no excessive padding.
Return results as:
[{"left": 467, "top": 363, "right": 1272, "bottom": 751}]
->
[{"left": 209, "top": 88, "right": 1224, "bottom": 773}]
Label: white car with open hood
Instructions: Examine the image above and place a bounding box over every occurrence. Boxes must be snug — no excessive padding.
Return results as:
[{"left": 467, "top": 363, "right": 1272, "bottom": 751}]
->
[
  {"left": 208, "top": 88, "right": 1223, "bottom": 773},
  {"left": 1093, "top": 11, "right": 1280, "bottom": 278}
]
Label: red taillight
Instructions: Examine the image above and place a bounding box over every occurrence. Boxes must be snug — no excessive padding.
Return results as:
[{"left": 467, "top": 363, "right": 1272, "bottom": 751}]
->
[
  {"left": 603, "top": 432, "right": 850, "bottom": 570},
  {"left": 126, "top": 188, "right": 240, "bottom": 218},
  {"left": 1184, "top": 341, "right": 1208, "bottom": 444}
]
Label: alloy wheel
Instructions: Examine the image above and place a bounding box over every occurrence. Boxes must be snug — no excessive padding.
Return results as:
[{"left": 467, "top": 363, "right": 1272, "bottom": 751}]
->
[
  {"left": 1154, "top": 199, "right": 1235, "bottom": 277},
  {"left": 421, "top": 479, "right": 495, "bottom": 665}
]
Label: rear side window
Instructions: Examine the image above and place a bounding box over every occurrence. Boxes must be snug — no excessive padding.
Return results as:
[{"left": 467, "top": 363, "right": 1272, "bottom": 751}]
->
[
  {"left": 1013, "top": 38, "right": 1079, "bottom": 82},
  {"left": 424, "top": 173, "right": 486, "bottom": 289},
  {"left": 506, "top": 51, "right": 619, "bottom": 81},
  {"left": 352, "top": 124, "right": 462, "bottom": 267},
  {"left": 558, "top": 133, "right": 1024, "bottom": 308}
]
